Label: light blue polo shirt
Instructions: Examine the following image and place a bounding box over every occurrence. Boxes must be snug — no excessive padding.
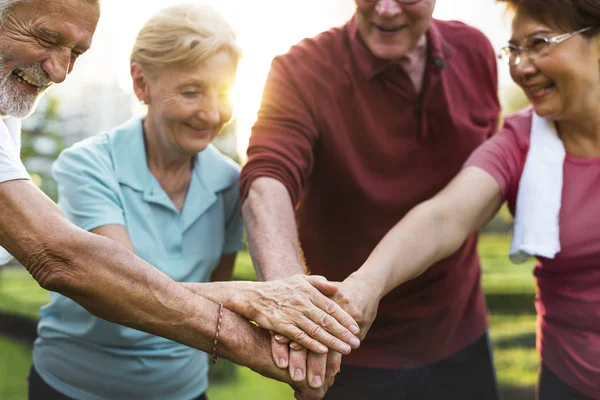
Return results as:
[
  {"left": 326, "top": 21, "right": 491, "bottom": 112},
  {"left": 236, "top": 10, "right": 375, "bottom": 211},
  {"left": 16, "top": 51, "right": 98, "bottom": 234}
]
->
[{"left": 32, "top": 117, "right": 243, "bottom": 400}]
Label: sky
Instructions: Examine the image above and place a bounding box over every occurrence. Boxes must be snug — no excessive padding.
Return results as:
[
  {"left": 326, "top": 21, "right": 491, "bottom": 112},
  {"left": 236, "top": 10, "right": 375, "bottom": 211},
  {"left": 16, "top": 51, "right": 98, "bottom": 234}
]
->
[{"left": 54, "top": 0, "right": 517, "bottom": 154}]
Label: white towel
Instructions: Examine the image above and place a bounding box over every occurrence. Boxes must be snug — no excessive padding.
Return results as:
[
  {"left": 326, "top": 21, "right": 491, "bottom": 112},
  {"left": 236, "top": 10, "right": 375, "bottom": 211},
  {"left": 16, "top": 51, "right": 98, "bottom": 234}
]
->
[{"left": 509, "top": 112, "right": 565, "bottom": 264}]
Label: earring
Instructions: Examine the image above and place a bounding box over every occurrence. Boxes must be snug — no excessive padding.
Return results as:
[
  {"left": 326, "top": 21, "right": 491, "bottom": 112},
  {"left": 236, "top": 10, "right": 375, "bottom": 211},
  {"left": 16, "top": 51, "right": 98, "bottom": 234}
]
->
[{"left": 140, "top": 99, "right": 146, "bottom": 105}]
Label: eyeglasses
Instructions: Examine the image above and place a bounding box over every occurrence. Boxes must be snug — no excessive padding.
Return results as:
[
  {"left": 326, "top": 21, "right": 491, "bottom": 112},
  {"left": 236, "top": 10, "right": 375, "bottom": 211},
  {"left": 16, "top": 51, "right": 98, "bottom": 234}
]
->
[
  {"left": 365, "top": 0, "right": 423, "bottom": 5},
  {"left": 498, "top": 26, "right": 593, "bottom": 66}
]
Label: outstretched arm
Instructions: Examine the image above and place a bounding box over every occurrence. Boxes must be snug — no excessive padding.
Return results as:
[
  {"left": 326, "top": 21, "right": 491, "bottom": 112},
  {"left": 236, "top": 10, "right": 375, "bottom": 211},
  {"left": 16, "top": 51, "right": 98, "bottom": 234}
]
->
[
  {"left": 315, "top": 167, "right": 504, "bottom": 337},
  {"left": 0, "top": 180, "right": 326, "bottom": 398}
]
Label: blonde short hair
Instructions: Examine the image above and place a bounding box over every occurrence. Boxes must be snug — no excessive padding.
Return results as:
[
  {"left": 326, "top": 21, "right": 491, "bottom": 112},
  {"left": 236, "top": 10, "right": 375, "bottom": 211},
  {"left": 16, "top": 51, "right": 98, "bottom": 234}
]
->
[{"left": 130, "top": 3, "right": 241, "bottom": 77}]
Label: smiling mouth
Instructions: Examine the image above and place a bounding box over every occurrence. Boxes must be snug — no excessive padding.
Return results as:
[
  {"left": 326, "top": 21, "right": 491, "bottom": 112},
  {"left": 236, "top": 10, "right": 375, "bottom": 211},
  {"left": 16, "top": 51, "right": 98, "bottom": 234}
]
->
[
  {"left": 525, "top": 82, "right": 556, "bottom": 99},
  {"left": 185, "top": 123, "right": 213, "bottom": 134},
  {"left": 373, "top": 24, "right": 405, "bottom": 33},
  {"left": 11, "top": 69, "right": 51, "bottom": 90}
]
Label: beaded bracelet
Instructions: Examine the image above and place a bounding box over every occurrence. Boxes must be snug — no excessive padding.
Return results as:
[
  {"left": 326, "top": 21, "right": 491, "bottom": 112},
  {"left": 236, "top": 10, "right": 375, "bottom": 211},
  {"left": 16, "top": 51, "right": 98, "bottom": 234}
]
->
[{"left": 212, "top": 303, "right": 224, "bottom": 364}]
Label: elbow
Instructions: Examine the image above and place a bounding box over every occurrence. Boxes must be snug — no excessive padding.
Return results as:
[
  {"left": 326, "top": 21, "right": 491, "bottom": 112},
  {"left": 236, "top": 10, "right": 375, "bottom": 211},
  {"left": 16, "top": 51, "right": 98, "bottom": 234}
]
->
[
  {"left": 413, "top": 201, "right": 469, "bottom": 260},
  {"left": 21, "top": 230, "right": 81, "bottom": 294}
]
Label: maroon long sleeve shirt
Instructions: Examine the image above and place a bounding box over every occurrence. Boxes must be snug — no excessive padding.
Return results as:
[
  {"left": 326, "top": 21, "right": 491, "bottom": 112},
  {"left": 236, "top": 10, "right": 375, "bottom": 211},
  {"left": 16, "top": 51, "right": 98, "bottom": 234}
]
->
[{"left": 240, "top": 17, "right": 500, "bottom": 368}]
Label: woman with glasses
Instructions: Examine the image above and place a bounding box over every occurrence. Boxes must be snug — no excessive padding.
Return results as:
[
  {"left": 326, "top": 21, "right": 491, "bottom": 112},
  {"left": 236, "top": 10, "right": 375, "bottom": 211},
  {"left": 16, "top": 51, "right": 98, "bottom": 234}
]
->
[{"left": 326, "top": 0, "right": 600, "bottom": 398}]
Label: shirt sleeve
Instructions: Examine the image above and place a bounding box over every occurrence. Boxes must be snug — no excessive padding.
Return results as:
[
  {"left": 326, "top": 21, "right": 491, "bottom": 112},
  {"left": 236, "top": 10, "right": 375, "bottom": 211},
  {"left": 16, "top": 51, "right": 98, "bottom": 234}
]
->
[
  {"left": 0, "top": 124, "right": 29, "bottom": 184},
  {"left": 221, "top": 179, "right": 244, "bottom": 254},
  {"left": 51, "top": 135, "right": 125, "bottom": 231},
  {"left": 240, "top": 51, "right": 320, "bottom": 205},
  {"left": 464, "top": 123, "right": 525, "bottom": 200}
]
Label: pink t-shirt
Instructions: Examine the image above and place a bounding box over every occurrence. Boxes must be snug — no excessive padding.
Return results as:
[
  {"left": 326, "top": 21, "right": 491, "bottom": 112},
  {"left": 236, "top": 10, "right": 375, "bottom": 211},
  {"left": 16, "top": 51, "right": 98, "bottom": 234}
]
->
[{"left": 466, "top": 107, "right": 600, "bottom": 399}]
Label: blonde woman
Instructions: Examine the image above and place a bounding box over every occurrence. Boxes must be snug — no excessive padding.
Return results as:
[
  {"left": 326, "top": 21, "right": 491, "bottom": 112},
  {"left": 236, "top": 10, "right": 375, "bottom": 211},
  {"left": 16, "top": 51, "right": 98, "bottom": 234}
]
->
[{"left": 28, "top": 4, "right": 359, "bottom": 400}]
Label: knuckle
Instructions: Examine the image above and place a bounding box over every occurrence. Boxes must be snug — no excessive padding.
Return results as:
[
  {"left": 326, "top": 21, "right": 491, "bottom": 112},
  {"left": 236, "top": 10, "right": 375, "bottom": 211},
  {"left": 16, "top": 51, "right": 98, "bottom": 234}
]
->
[
  {"left": 308, "top": 324, "right": 321, "bottom": 338},
  {"left": 327, "top": 336, "right": 339, "bottom": 349},
  {"left": 294, "top": 330, "right": 307, "bottom": 342},
  {"left": 325, "top": 300, "right": 338, "bottom": 314},
  {"left": 320, "top": 313, "right": 334, "bottom": 328}
]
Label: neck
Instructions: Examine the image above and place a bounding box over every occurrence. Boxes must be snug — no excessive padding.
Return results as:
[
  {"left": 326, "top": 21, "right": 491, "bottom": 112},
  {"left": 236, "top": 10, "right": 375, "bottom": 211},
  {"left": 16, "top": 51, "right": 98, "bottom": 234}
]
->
[
  {"left": 142, "top": 116, "right": 195, "bottom": 212},
  {"left": 397, "top": 35, "right": 427, "bottom": 93},
  {"left": 556, "top": 107, "right": 600, "bottom": 158}
]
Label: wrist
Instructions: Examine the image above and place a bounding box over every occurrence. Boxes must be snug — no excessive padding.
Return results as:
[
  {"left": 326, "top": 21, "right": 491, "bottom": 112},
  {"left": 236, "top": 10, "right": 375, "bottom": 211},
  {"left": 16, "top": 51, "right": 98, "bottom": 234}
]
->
[{"left": 346, "top": 270, "right": 385, "bottom": 303}]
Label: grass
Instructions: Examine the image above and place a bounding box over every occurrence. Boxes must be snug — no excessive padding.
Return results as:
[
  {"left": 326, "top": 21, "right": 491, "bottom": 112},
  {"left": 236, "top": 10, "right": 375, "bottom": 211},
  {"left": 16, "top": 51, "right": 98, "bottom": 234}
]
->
[
  {"left": 0, "top": 233, "right": 539, "bottom": 399},
  {"left": 0, "top": 337, "right": 32, "bottom": 400}
]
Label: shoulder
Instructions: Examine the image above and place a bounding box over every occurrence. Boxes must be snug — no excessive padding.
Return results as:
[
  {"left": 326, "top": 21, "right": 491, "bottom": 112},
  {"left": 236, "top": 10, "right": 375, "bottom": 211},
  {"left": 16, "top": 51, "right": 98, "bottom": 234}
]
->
[
  {"left": 55, "top": 132, "right": 113, "bottom": 173},
  {"left": 273, "top": 24, "right": 348, "bottom": 78},
  {"left": 198, "top": 144, "right": 240, "bottom": 190},
  {"left": 53, "top": 118, "right": 144, "bottom": 180},
  {"left": 434, "top": 19, "right": 496, "bottom": 70},
  {"left": 498, "top": 107, "right": 533, "bottom": 150},
  {"left": 435, "top": 19, "right": 493, "bottom": 50}
]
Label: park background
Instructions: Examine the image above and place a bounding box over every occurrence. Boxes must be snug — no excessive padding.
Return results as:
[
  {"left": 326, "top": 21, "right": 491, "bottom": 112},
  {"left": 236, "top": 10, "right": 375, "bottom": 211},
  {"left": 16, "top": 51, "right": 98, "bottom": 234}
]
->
[{"left": 1, "top": 0, "right": 536, "bottom": 399}]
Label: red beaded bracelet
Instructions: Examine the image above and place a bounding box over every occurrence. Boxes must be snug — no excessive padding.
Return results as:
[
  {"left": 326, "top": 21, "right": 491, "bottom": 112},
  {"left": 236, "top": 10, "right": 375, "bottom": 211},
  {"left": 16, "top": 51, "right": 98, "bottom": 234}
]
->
[{"left": 212, "top": 303, "right": 224, "bottom": 364}]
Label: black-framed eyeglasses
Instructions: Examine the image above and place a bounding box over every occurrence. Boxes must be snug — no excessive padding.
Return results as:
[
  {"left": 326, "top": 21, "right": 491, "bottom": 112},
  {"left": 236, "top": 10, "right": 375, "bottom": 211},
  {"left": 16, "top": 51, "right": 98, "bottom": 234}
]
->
[
  {"left": 498, "top": 26, "right": 593, "bottom": 67},
  {"left": 365, "top": 0, "right": 423, "bottom": 5}
]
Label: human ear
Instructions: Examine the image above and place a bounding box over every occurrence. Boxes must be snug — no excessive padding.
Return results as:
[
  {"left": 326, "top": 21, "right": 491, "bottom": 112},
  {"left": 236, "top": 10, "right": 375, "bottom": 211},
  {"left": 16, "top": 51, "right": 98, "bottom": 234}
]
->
[{"left": 130, "top": 63, "right": 150, "bottom": 104}]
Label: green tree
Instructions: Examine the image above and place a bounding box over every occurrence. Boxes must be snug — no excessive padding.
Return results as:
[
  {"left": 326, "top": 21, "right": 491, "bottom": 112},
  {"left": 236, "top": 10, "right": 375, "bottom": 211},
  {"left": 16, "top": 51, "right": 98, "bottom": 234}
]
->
[{"left": 20, "top": 97, "right": 65, "bottom": 202}]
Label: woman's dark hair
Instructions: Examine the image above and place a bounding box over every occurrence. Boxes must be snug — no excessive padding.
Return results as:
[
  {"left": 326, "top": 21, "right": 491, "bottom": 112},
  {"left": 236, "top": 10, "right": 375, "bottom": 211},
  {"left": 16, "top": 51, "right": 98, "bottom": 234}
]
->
[{"left": 497, "top": 0, "right": 600, "bottom": 36}]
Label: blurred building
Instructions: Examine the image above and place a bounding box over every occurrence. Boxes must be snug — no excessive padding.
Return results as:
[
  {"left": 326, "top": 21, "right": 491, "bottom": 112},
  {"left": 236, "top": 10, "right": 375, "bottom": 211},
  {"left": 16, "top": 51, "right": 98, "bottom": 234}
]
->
[{"left": 23, "top": 80, "right": 240, "bottom": 160}]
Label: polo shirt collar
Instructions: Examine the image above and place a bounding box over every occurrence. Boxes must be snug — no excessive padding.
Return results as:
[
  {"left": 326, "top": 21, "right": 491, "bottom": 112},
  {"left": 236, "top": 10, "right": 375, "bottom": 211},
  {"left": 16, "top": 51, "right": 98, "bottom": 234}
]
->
[
  {"left": 348, "top": 16, "right": 455, "bottom": 80},
  {"left": 111, "top": 117, "right": 231, "bottom": 221}
]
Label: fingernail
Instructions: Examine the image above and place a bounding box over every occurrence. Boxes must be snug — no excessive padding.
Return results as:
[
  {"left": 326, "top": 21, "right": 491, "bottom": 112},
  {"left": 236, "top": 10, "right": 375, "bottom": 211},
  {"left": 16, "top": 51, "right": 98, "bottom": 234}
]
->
[
  {"left": 350, "top": 337, "right": 360, "bottom": 348},
  {"left": 350, "top": 325, "right": 360, "bottom": 335},
  {"left": 318, "top": 344, "right": 328, "bottom": 353},
  {"left": 294, "top": 369, "right": 304, "bottom": 381},
  {"left": 274, "top": 334, "right": 284, "bottom": 341},
  {"left": 342, "top": 344, "right": 351, "bottom": 353},
  {"left": 311, "top": 375, "right": 322, "bottom": 387},
  {"left": 279, "top": 358, "right": 287, "bottom": 368}
]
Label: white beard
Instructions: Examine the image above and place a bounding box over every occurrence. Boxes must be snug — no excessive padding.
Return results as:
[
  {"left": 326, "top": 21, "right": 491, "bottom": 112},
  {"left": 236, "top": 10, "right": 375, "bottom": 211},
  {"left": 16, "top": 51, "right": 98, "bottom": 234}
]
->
[{"left": 0, "top": 54, "right": 50, "bottom": 118}]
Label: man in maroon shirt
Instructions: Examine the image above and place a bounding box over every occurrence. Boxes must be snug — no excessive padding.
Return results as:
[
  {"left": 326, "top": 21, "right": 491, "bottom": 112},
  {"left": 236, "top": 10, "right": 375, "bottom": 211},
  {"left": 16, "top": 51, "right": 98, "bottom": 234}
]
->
[{"left": 240, "top": 0, "right": 500, "bottom": 398}]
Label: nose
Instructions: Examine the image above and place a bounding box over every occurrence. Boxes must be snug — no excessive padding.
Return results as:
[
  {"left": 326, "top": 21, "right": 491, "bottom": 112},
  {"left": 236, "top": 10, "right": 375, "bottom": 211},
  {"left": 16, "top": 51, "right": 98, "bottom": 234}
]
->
[
  {"left": 376, "top": 0, "right": 403, "bottom": 17},
  {"left": 510, "top": 52, "right": 539, "bottom": 82},
  {"left": 197, "top": 91, "right": 222, "bottom": 126},
  {"left": 42, "top": 48, "right": 71, "bottom": 84},
  {"left": 510, "top": 51, "right": 538, "bottom": 74}
]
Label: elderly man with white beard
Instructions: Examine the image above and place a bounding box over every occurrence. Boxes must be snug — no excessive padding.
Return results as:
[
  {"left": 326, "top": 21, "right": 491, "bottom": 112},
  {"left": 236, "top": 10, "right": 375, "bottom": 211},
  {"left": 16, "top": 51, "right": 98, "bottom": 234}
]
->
[{"left": 0, "top": 1, "right": 361, "bottom": 398}]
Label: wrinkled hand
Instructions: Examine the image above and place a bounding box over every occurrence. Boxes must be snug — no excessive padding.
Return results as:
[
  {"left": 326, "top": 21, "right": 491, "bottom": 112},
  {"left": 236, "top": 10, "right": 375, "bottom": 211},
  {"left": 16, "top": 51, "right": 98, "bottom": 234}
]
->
[
  {"left": 242, "top": 274, "right": 361, "bottom": 355},
  {"left": 269, "top": 274, "right": 378, "bottom": 392},
  {"left": 311, "top": 274, "right": 381, "bottom": 340}
]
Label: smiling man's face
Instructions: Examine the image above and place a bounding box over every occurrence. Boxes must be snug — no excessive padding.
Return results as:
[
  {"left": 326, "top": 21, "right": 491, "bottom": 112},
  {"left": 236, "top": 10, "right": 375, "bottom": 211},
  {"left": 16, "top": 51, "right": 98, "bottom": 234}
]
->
[
  {"left": 355, "top": 0, "right": 435, "bottom": 60},
  {"left": 0, "top": 0, "right": 99, "bottom": 117}
]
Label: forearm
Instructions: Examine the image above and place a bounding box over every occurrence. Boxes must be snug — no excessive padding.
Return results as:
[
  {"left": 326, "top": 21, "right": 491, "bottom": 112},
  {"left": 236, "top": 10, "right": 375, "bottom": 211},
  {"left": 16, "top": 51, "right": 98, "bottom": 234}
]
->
[
  {"left": 0, "top": 181, "right": 265, "bottom": 364},
  {"left": 242, "top": 177, "right": 305, "bottom": 280}
]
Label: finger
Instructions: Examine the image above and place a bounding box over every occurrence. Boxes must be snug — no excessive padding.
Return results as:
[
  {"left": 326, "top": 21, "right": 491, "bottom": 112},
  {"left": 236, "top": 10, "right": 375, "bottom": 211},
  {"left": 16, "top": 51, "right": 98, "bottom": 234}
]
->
[
  {"left": 289, "top": 344, "right": 308, "bottom": 382},
  {"left": 271, "top": 331, "right": 292, "bottom": 345},
  {"left": 326, "top": 351, "right": 342, "bottom": 378},
  {"left": 304, "top": 285, "right": 361, "bottom": 336},
  {"left": 271, "top": 335, "right": 290, "bottom": 369},
  {"left": 304, "top": 275, "right": 339, "bottom": 297},
  {"left": 295, "top": 316, "right": 354, "bottom": 354},
  {"left": 302, "top": 304, "right": 361, "bottom": 349},
  {"left": 290, "top": 341, "right": 303, "bottom": 351},
  {"left": 307, "top": 351, "right": 327, "bottom": 388}
]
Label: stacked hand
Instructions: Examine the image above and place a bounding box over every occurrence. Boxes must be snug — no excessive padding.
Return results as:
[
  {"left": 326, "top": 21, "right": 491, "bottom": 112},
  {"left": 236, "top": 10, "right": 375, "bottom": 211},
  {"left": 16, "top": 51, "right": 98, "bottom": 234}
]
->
[{"left": 271, "top": 274, "right": 382, "bottom": 399}]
